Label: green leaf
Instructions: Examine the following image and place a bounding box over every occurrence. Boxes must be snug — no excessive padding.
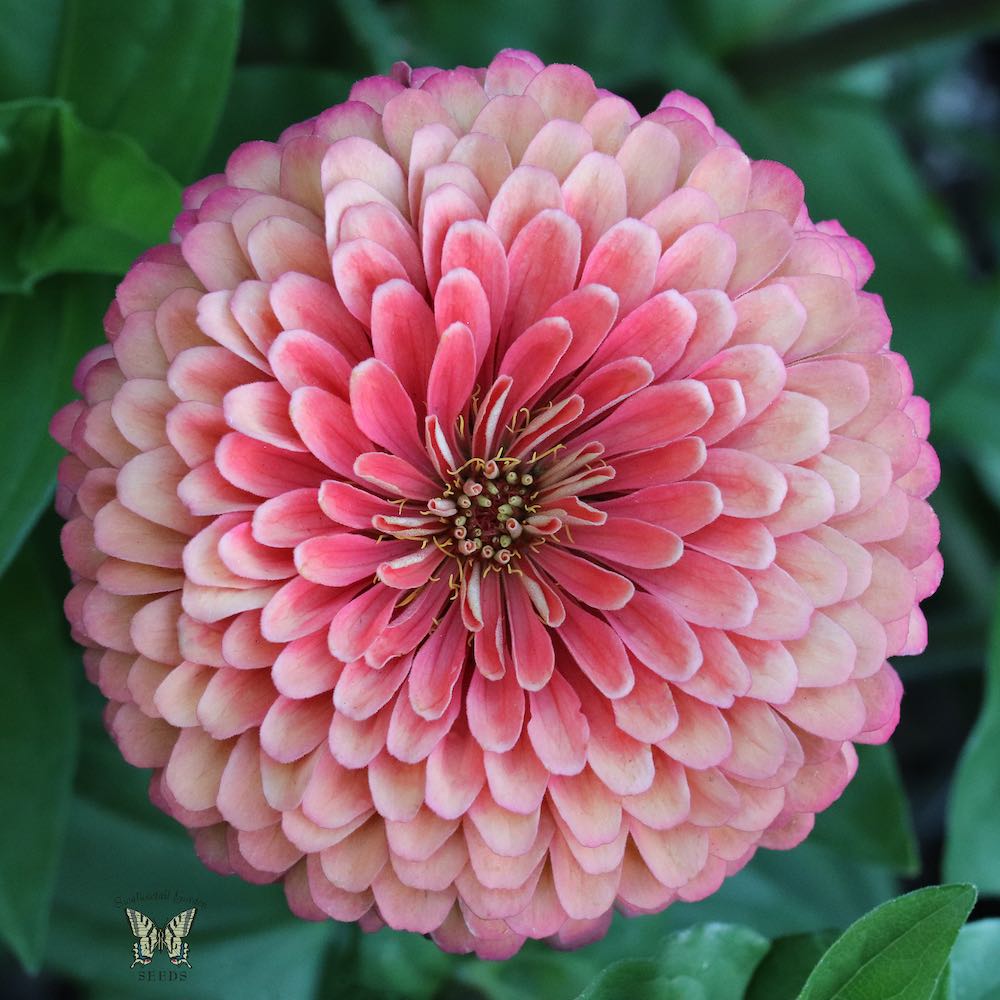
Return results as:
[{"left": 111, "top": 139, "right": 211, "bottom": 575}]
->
[
  {"left": 551, "top": 924, "right": 770, "bottom": 1000},
  {"left": 21, "top": 109, "right": 182, "bottom": 283},
  {"left": 0, "top": 275, "right": 113, "bottom": 575},
  {"left": 949, "top": 920, "right": 1000, "bottom": 1000},
  {"left": 0, "top": 98, "right": 181, "bottom": 292},
  {"left": 656, "top": 924, "right": 769, "bottom": 998},
  {"left": 46, "top": 0, "right": 241, "bottom": 180},
  {"left": 797, "top": 884, "right": 977, "bottom": 1000},
  {"left": 746, "top": 932, "right": 839, "bottom": 1000},
  {"left": 0, "top": 536, "right": 79, "bottom": 971},
  {"left": 946, "top": 581, "right": 1000, "bottom": 892},
  {"left": 575, "top": 960, "right": 703, "bottom": 1000},
  {"left": 810, "top": 744, "right": 919, "bottom": 874},
  {"left": 47, "top": 685, "right": 339, "bottom": 1000}
]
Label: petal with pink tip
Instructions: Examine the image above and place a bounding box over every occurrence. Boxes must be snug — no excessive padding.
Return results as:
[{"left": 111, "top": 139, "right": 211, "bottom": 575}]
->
[
  {"left": 526, "top": 671, "right": 589, "bottom": 776},
  {"left": 382, "top": 88, "right": 459, "bottom": 169},
  {"left": 686, "top": 516, "right": 776, "bottom": 570},
  {"left": 289, "top": 386, "right": 372, "bottom": 481},
  {"left": 567, "top": 518, "right": 682, "bottom": 570},
  {"left": 427, "top": 322, "right": 477, "bottom": 435},
  {"left": 370, "top": 279, "right": 437, "bottom": 405},
  {"left": 561, "top": 152, "right": 627, "bottom": 263},
  {"left": 295, "top": 533, "right": 411, "bottom": 588},
  {"left": 439, "top": 228, "right": 506, "bottom": 344},
  {"left": 639, "top": 550, "right": 758, "bottom": 630},
  {"left": 349, "top": 359, "right": 429, "bottom": 472},
  {"left": 655, "top": 223, "right": 737, "bottom": 293},
  {"left": 548, "top": 768, "right": 622, "bottom": 848},
  {"left": 467, "top": 667, "right": 525, "bottom": 753},
  {"left": 721, "top": 210, "right": 793, "bottom": 295},
  {"left": 426, "top": 729, "right": 486, "bottom": 821},
  {"left": 486, "top": 164, "right": 563, "bottom": 252},
  {"left": 503, "top": 575, "right": 555, "bottom": 691},
  {"left": 576, "top": 379, "right": 712, "bottom": 457},
  {"left": 722, "top": 391, "right": 830, "bottom": 464},
  {"left": 328, "top": 584, "right": 399, "bottom": 662},
  {"left": 522, "top": 119, "right": 594, "bottom": 182},
  {"left": 600, "top": 482, "right": 722, "bottom": 535},
  {"left": 260, "top": 576, "right": 356, "bottom": 644},
  {"left": 321, "top": 135, "right": 406, "bottom": 207},
  {"left": 408, "top": 603, "right": 467, "bottom": 721},
  {"left": 246, "top": 217, "right": 329, "bottom": 282},
  {"left": 334, "top": 655, "right": 410, "bottom": 723},
  {"left": 534, "top": 546, "right": 634, "bottom": 612},
  {"left": 616, "top": 121, "right": 681, "bottom": 217},
  {"left": 331, "top": 238, "right": 408, "bottom": 327},
  {"left": 605, "top": 592, "right": 702, "bottom": 682},
  {"left": 215, "top": 432, "right": 327, "bottom": 498},
  {"left": 483, "top": 735, "right": 549, "bottom": 816},
  {"left": 273, "top": 630, "right": 343, "bottom": 699},
  {"left": 268, "top": 329, "right": 352, "bottom": 398},
  {"left": 585, "top": 289, "right": 696, "bottom": 378},
  {"left": 354, "top": 452, "right": 439, "bottom": 500},
  {"left": 269, "top": 271, "right": 370, "bottom": 364},
  {"left": 502, "top": 209, "right": 581, "bottom": 345},
  {"left": 387, "top": 676, "right": 462, "bottom": 763}
]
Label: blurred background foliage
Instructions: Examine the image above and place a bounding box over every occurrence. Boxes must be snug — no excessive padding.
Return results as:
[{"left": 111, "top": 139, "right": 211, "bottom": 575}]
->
[{"left": 2, "top": 0, "right": 1000, "bottom": 997}]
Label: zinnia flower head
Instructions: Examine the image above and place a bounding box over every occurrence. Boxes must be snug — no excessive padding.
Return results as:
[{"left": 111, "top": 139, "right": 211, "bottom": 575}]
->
[{"left": 52, "top": 50, "right": 941, "bottom": 958}]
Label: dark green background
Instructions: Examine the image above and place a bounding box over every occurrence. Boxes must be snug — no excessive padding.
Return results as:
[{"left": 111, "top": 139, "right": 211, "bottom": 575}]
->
[{"left": 2, "top": 1, "right": 1000, "bottom": 997}]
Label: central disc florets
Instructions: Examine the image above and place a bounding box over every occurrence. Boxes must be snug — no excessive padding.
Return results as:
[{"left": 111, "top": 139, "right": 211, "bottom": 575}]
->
[{"left": 429, "top": 457, "right": 539, "bottom": 566}]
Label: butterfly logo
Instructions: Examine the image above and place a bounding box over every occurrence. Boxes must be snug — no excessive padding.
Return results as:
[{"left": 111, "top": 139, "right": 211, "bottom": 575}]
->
[{"left": 125, "top": 907, "right": 197, "bottom": 968}]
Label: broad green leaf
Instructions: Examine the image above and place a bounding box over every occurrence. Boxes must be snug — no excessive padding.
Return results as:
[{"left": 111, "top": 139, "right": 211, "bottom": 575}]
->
[
  {"left": 797, "top": 884, "right": 976, "bottom": 1000},
  {"left": 0, "top": 275, "right": 112, "bottom": 575},
  {"left": 0, "top": 98, "right": 180, "bottom": 292},
  {"left": 575, "top": 960, "right": 703, "bottom": 1000},
  {"left": 0, "top": 536, "right": 79, "bottom": 971},
  {"left": 47, "top": 685, "right": 339, "bottom": 1000},
  {"left": 932, "top": 961, "right": 953, "bottom": 1000},
  {"left": 746, "top": 932, "right": 839, "bottom": 1000},
  {"left": 950, "top": 920, "right": 1000, "bottom": 1000},
  {"left": 655, "top": 924, "right": 769, "bottom": 998},
  {"left": 811, "top": 744, "right": 919, "bottom": 874},
  {"left": 51, "top": 0, "right": 242, "bottom": 179},
  {"left": 945, "top": 583, "right": 1000, "bottom": 892},
  {"left": 20, "top": 109, "right": 182, "bottom": 283},
  {"left": 535, "top": 925, "right": 768, "bottom": 1000}
]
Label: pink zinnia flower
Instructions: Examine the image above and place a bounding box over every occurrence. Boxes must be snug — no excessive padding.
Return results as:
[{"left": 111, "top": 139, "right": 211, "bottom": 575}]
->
[{"left": 51, "top": 50, "right": 941, "bottom": 958}]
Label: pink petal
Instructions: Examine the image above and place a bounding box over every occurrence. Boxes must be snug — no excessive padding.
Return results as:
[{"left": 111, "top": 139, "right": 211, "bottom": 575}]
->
[
  {"left": 349, "top": 358, "right": 430, "bottom": 472},
  {"left": 605, "top": 592, "right": 702, "bottom": 682},
  {"left": 526, "top": 671, "right": 589, "bottom": 775},
  {"left": 408, "top": 603, "right": 468, "bottom": 720}
]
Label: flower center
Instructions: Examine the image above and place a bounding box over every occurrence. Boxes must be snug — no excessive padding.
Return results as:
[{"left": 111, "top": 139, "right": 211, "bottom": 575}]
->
[{"left": 429, "top": 457, "right": 539, "bottom": 567}]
